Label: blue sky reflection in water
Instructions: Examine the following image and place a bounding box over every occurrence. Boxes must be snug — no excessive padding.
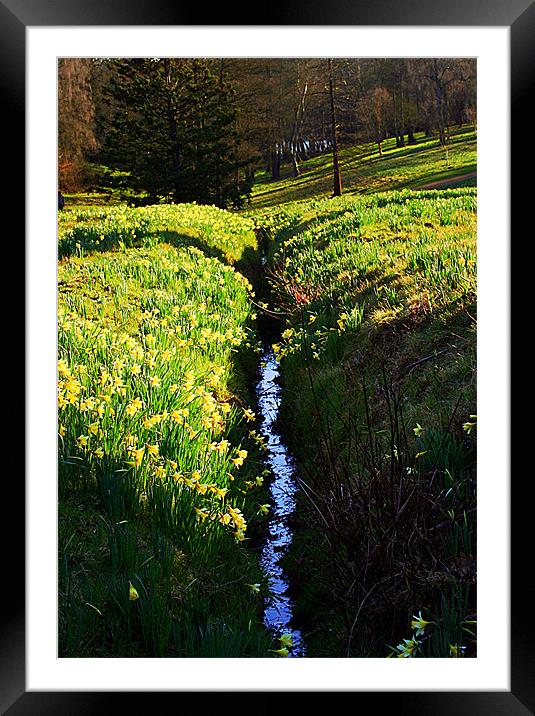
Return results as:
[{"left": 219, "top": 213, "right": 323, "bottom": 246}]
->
[{"left": 257, "top": 347, "right": 305, "bottom": 657}]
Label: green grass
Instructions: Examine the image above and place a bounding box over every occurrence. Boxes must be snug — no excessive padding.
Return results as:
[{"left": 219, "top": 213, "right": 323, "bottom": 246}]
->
[
  {"left": 257, "top": 185, "right": 477, "bottom": 657},
  {"left": 58, "top": 205, "right": 276, "bottom": 657},
  {"left": 250, "top": 125, "right": 476, "bottom": 209},
  {"left": 59, "top": 122, "right": 477, "bottom": 659},
  {"left": 58, "top": 201, "right": 258, "bottom": 264}
]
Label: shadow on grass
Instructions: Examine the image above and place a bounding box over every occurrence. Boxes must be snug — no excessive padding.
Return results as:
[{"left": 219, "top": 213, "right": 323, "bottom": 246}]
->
[
  {"left": 251, "top": 127, "right": 477, "bottom": 209},
  {"left": 155, "top": 230, "right": 228, "bottom": 264},
  {"left": 60, "top": 228, "right": 232, "bottom": 265}
]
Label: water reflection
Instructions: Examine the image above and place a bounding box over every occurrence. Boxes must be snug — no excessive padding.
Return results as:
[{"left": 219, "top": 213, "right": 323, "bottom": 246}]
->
[{"left": 257, "top": 347, "right": 305, "bottom": 657}]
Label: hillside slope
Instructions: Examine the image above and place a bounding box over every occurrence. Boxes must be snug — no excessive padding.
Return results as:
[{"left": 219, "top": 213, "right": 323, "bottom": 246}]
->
[
  {"left": 254, "top": 184, "right": 477, "bottom": 657},
  {"left": 250, "top": 125, "right": 476, "bottom": 209}
]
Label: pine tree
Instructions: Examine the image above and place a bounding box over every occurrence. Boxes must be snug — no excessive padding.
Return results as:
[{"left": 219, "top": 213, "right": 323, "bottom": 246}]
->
[{"left": 101, "top": 58, "right": 248, "bottom": 208}]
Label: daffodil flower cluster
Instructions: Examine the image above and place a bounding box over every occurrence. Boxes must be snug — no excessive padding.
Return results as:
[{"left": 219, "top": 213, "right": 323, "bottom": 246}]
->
[
  {"left": 269, "top": 633, "right": 294, "bottom": 657},
  {"left": 462, "top": 415, "right": 477, "bottom": 435},
  {"left": 387, "top": 611, "right": 432, "bottom": 657},
  {"left": 394, "top": 636, "right": 421, "bottom": 658},
  {"left": 59, "top": 202, "right": 257, "bottom": 264},
  {"left": 270, "top": 303, "right": 364, "bottom": 364},
  {"left": 388, "top": 610, "right": 471, "bottom": 658},
  {"left": 58, "top": 240, "right": 269, "bottom": 548},
  {"left": 262, "top": 188, "right": 475, "bottom": 368}
]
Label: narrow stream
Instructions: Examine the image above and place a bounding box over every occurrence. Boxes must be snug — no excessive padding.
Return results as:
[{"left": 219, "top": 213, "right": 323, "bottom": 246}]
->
[{"left": 256, "top": 345, "right": 306, "bottom": 657}]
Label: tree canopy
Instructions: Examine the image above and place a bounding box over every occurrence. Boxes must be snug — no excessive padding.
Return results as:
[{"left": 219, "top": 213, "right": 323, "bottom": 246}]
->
[{"left": 58, "top": 57, "right": 476, "bottom": 200}]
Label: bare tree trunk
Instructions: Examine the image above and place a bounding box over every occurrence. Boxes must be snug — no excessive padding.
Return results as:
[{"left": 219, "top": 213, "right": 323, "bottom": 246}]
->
[
  {"left": 271, "top": 148, "right": 280, "bottom": 180},
  {"left": 433, "top": 59, "right": 447, "bottom": 146},
  {"left": 289, "top": 63, "right": 308, "bottom": 179},
  {"left": 291, "top": 154, "right": 299, "bottom": 177},
  {"left": 328, "top": 59, "right": 342, "bottom": 197}
]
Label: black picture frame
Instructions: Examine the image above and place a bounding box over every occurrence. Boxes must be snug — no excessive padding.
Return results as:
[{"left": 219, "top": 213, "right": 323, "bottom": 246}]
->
[{"left": 7, "top": 0, "right": 528, "bottom": 712}]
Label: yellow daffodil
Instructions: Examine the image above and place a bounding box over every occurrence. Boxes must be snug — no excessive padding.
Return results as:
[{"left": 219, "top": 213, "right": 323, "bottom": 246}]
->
[
  {"left": 413, "top": 423, "right": 424, "bottom": 437},
  {"left": 128, "top": 581, "right": 139, "bottom": 601},
  {"left": 126, "top": 398, "right": 143, "bottom": 416},
  {"left": 57, "top": 358, "right": 70, "bottom": 375},
  {"left": 463, "top": 415, "right": 477, "bottom": 434},
  {"left": 185, "top": 425, "right": 199, "bottom": 439},
  {"left": 279, "top": 633, "right": 293, "bottom": 649},
  {"left": 194, "top": 507, "right": 209, "bottom": 522},
  {"left": 337, "top": 312, "right": 349, "bottom": 330},
  {"left": 87, "top": 422, "right": 99, "bottom": 436},
  {"left": 411, "top": 611, "right": 432, "bottom": 636},
  {"left": 396, "top": 637, "right": 419, "bottom": 657},
  {"left": 128, "top": 447, "right": 145, "bottom": 468}
]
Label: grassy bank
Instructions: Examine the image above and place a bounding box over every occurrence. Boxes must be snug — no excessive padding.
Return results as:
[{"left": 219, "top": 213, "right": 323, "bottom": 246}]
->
[
  {"left": 258, "top": 186, "right": 477, "bottom": 657},
  {"left": 58, "top": 121, "right": 478, "bottom": 659},
  {"left": 250, "top": 125, "right": 476, "bottom": 209},
  {"left": 58, "top": 205, "right": 276, "bottom": 657}
]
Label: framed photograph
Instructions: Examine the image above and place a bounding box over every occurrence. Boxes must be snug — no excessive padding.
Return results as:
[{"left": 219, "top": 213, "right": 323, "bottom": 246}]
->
[{"left": 7, "top": 0, "right": 527, "bottom": 711}]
